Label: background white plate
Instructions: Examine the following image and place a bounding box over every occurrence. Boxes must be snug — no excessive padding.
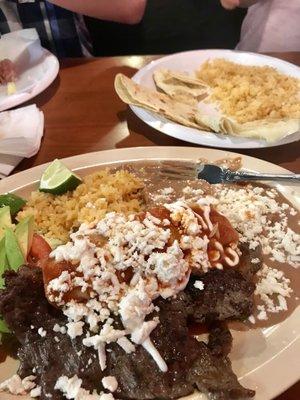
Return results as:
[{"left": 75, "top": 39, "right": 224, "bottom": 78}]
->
[
  {"left": 0, "top": 147, "right": 299, "bottom": 400},
  {"left": 131, "top": 50, "right": 300, "bottom": 149},
  {"left": 0, "top": 33, "right": 59, "bottom": 112}
]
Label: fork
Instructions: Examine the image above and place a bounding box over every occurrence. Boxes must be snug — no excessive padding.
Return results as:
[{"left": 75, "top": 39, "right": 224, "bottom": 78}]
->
[{"left": 158, "top": 162, "right": 300, "bottom": 184}]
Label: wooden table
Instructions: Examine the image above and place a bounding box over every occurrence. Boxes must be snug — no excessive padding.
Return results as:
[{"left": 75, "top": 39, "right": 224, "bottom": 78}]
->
[
  {"left": 18, "top": 52, "right": 300, "bottom": 174},
  {"left": 17, "top": 53, "right": 300, "bottom": 399}
]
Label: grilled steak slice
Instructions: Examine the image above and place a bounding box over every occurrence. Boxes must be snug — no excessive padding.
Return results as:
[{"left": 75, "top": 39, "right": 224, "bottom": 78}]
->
[
  {"left": 0, "top": 266, "right": 255, "bottom": 400},
  {"left": 189, "top": 342, "right": 255, "bottom": 400},
  {"left": 110, "top": 294, "right": 198, "bottom": 400},
  {"left": 18, "top": 331, "right": 104, "bottom": 400},
  {"left": 237, "top": 242, "right": 263, "bottom": 280},
  {"left": 155, "top": 299, "right": 253, "bottom": 400},
  {"left": 110, "top": 298, "right": 254, "bottom": 400},
  {"left": 187, "top": 269, "right": 255, "bottom": 323},
  {"left": 0, "top": 266, "right": 61, "bottom": 343},
  {"left": 187, "top": 242, "right": 262, "bottom": 323},
  {"left": 208, "top": 323, "right": 233, "bottom": 357},
  {"left": 0, "top": 267, "right": 104, "bottom": 400}
]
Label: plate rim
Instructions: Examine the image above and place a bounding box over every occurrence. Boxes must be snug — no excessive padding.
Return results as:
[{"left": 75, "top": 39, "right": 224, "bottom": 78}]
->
[
  {"left": 130, "top": 49, "right": 300, "bottom": 149},
  {"left": 0, "top": 146, "right": 299, "bottom": 400},
  {"left": 0, "top": 48, "right": 59, "bottom": 112},
  {"left": 1, "top": 146, "right": 299, "bottom": 199},
  {"left": 135, "top": 48, "right": 300, "bottom": 77}
]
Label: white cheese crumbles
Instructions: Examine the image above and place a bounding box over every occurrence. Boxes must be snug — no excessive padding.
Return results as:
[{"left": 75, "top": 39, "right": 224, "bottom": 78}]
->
[
  {"left": 150, "top": 185, "right": 205, "bottom": 204},
  {"left": 38, "top": 327, "right": 47, "bottom": 337},
  {"left": 255, "top": 264, "right": 293, "bottom": 319},
  {"left": 206, "top": 184, "right": 298, "bottom": 322},
  {"left": 53, "top": 323, "right": 67, "bottom": 334},
  {"left": 55, "top": 375, "right": 114, "bottom": 400},
  {"left": 101, "top": 376, "right": 118, "bottom": 392},
  {"left": 150, "top": 187, "right": 175, "bottom": 203},
  {"left": 212, "top": 185, "right": 300, "bottom": 268},
  {"left": 46, "top": 200, "right": 239, "bottom": 374},
  {"left": 30, "top": 386, "right": 42, "bottom": 398},
  {"left": 194, "top": 280, "right": 205, "bottom": 291},
  {"left": 0, "top": 375, "right": 36, "bottom": 395}
]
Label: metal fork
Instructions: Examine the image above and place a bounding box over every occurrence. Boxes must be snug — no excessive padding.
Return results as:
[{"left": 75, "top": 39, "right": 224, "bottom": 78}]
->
[{"left": 158, "top": 161, "right": 300, "bottom": 184}]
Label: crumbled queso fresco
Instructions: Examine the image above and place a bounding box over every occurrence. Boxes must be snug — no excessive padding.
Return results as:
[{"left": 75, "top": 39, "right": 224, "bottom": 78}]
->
[
  {"left": 210, "top": 185, "right": 298, "bottom": 322},
  {"left": 0, "top": 375, "right": 37, "bottom": 396},
  {"left": 212, "top": 185, "right": 299, "bottom": 268},
  {"left": 254, "top": 264, "right": 293, "bottom": 320},
  {"left": 55, "top": 375, "right": 114, "bottom": 400},
  {"left": 149, "top": 184, "right": 299, "bottom": 322},
  {"left": 45, "top": 199, "right": 239, "bottom": 380},
  {"left": 194, "top": 280, "right": 205, "bottom": 291}
]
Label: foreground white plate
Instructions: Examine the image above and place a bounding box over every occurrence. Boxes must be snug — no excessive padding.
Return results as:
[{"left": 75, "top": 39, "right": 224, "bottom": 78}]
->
[
  {"left": 0, "top": 33, "right": 59, "bottom": 112},
  {"left": 131, "top": 50, "right": 300, "bottom": 149},
  {"left": 0, "top": 147, "right": 299, "bottom": 400}
]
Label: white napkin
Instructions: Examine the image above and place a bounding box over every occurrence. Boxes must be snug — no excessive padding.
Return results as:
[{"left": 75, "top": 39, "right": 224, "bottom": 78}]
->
[{"left": 0, "top": 104, "right": 44, "bottom": 177}]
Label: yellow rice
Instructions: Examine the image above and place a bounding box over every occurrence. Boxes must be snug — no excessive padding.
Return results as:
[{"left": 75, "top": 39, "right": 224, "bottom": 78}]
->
[
  {"left": 196, "top": 59, "right": 300, "bottom": 124},
  {"left": 17, "top": 169, "right": 144, "bottom": 242}
]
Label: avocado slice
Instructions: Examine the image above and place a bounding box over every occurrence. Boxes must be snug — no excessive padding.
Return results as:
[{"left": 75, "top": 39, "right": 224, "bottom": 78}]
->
[
  {"left": 0, "top": 206, "right": 13, "bottom": 239},
  {"left": 5, "top": 228, "right": 25, "bottom": 271},
  {"left": 0, "top": 237, "right": 9, "bottom": 289},
  {"left": 15, "top": 216, "right": 34, "bottom": 258},
  {"left": 0, "top": 319, "right": 10, "bottom": 334},
  {"left": 0, "top": 234, "right": 10, "bottom": 334}
]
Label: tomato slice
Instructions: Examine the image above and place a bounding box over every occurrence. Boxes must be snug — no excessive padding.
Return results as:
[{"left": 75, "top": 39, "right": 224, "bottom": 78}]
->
[{"left": 29, "top": 234, "right": 52, "bottom": 261}]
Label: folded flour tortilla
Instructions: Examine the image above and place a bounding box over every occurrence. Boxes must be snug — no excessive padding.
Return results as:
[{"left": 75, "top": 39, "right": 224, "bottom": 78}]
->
[
  {"left": 195, "top": 111, "right": 300, "bottom": 142},
  {"left": 114, "top": 73, "right": 210, "bottom": 131},
  {"left": 153, "top": 68, "right": 209, "bottom": 105}
]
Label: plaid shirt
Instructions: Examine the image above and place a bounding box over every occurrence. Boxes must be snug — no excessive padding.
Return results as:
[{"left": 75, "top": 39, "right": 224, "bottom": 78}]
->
[{"left": 0, "top": 0, "right": 93, "bottom": 57}]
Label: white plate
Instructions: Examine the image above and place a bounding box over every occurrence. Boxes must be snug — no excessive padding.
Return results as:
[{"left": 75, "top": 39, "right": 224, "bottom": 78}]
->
[
  {"left": 0, "top": 33, "right": 59, "bottom": 112},
  {"left": 131, "top": 50, "right": 300, "bottom": 149},
  {"left": 0, "top": 147, "right": 299, "bottom": 400}
]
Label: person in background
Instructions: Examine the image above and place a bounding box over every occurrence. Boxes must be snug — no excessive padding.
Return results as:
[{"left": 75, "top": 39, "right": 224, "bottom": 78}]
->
[
  {"left": 221, "top": 0, "right": 300, "bottom": 52},
  {"left": 0, "top": 0, "right": 147, "bottom": 57},
  {"left": 87, "top": 0, "right": 246, "bottom": 56}
]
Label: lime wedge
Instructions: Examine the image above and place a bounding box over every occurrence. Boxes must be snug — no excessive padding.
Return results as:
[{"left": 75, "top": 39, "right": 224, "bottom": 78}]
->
[{"left": 39, "top": 159, "right": 82, "bottom": 195}]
